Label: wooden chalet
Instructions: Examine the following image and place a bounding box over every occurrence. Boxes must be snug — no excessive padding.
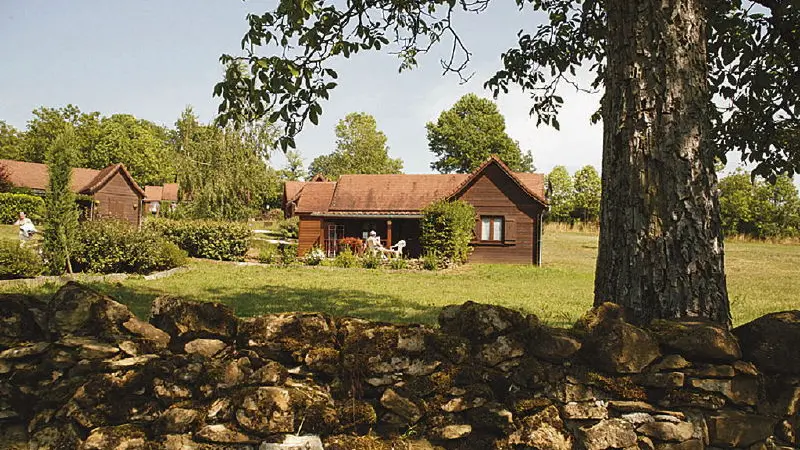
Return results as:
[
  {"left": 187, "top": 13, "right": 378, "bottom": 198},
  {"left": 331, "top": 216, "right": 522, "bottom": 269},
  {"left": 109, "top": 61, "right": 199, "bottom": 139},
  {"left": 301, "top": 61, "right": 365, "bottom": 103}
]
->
[
  {"left": 1, "top": 159, "right": 145, "bottom": 226},
  {"left": 283, "top": 156, "right": 548, "bottom": 265}
]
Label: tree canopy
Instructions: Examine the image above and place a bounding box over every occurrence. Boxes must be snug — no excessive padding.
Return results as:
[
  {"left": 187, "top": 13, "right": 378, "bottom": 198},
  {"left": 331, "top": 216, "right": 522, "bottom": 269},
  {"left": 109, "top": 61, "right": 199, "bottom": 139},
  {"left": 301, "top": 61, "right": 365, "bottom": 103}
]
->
[
  {"left": 214, "top": 0, "right": 798, "bottom": 182},
  {"left": 0, "top": 121, "right": 22, "bottom": 160},
  {"left": 173, "top": 107, "right": 282, "bottom": 220},
  {"left": 571, "top": 165, "right": 601, "bottom": 223},
  {"left": 6, "top": 105, "right": 176, "bottom": 186},
  {"left": 544, "top": 165, "right": 601, "bottom": 223},
  {"left": 719, "top": 170, "right": 800, "bottom": 238},
  {"left": 426, "top": 93, "right": 534, "bottom": 173},
  {"left": 546, "top": 166, "right": 574, "bottom": 222},
  {"left": 308, "top": 112, "right": 402, "bottom": 179}
]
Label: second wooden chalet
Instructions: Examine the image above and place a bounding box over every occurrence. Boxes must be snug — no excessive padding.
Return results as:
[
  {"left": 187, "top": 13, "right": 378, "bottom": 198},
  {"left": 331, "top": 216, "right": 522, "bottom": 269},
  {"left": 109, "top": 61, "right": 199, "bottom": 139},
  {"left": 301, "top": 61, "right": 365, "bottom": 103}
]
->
[{"left": 283, "top": 156, "right": 548, "bottom": 265}]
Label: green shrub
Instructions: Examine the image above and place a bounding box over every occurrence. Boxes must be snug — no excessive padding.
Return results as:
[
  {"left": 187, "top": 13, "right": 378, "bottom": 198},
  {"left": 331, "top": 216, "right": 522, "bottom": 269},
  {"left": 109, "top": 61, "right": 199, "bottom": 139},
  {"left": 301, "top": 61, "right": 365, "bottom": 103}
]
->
[
  {"left": 258, "top": 244, "right": 279, "bottom": 264},
  {"left": 303, "top": 246, "right": 325, "bottom": 266},
  {"left": 420, "top": 199, "right": 476, "bottom": 264},
  {"left": 422, "top": 251, "right": 440, "bottom": 271},
  {"left": 333, "top": 248, "right": 359, "bottom": 268},
  {"left": 361, "top": 252, "right": 382, "bottom": 269},
  {"left": 0, "top": 240, "right": 44, "bottom": 279},
  {"left": 72, "top": 220, "right": 187, "bottom": 274},
  {"left": 273, "top": 216, "right": 299, "bottom": 239},
  {"left": 389, "top": 257, "right": 407, "bottom": 270},
  {"left": 145, "top": 218, "right": 250, "bottom": 261},
  {"left": 279, "top": 243, "right": 298, "bottom": 265},
  {"left": 0, "top": 192, "right": 45, "bottom": 224}
]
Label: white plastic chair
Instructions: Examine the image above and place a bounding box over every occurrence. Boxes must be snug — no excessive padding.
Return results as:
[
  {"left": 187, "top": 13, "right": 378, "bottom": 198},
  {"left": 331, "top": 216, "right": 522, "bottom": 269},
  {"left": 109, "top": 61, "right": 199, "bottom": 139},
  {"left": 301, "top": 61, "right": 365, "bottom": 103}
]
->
[{"left": 390, "top": 240, "right": 406, "bottom": 258}]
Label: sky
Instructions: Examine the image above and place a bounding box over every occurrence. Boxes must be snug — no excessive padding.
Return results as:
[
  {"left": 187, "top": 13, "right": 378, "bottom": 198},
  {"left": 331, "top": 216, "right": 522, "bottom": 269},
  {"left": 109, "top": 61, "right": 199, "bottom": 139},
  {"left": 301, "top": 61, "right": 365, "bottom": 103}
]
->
[
  {"left": 0, "top": 0, "right": 606, "bottom": 176},
  {"left": 0, "top": 0, "right": 755, "bottom": 180}
]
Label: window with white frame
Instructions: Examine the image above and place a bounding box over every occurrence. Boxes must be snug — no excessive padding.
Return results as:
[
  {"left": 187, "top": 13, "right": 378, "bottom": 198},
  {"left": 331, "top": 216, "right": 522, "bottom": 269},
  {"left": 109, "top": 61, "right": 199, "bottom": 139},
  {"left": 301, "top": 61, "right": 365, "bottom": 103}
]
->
[{"left": 480, "top": 216, "right": 504, "bottom": 241}]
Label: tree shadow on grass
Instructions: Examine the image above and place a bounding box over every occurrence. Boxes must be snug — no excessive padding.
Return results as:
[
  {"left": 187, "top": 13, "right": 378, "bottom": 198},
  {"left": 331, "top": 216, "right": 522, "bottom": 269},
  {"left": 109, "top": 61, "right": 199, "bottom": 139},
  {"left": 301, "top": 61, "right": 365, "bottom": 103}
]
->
[{"left": 89, "top": 282, "right": 441, "bottom": 325}]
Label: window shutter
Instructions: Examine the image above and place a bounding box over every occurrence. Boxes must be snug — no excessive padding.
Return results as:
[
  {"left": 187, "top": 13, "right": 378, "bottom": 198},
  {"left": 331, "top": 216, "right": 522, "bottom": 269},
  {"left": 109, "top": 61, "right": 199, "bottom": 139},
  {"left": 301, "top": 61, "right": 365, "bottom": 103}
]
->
[
  {"left": 504, "top": 218, "right": 516, "bottom": 244},
  {"left": 474, "top": 218, "right": 482, "bottom": 241}
]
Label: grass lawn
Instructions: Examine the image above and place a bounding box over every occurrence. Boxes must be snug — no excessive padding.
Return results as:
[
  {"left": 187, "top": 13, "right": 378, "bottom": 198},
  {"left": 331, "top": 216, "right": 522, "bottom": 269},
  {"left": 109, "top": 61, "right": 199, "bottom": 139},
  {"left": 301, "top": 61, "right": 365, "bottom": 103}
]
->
[{"left": 2, "top": 228, "right": 797, "bottom": 328}]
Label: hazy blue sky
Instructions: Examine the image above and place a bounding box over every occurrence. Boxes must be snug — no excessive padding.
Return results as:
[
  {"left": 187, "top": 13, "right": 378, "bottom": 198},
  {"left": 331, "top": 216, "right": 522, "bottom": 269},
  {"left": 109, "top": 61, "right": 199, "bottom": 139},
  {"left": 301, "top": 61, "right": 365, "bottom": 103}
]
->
[{"left": 1, "top": 1, "right": 609, "bottom": 176}]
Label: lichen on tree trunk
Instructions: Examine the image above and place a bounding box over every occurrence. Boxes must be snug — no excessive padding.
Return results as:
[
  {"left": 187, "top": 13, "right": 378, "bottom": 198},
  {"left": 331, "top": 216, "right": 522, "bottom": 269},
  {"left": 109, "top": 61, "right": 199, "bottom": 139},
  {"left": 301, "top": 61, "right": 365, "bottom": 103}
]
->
[{"left": 595, "top": 0, "right": 731, "bottom": 327}]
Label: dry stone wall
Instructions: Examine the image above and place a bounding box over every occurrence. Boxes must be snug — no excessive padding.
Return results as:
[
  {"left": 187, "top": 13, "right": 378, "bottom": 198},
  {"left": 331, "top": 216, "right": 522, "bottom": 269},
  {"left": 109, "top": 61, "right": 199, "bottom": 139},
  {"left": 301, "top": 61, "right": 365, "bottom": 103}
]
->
[{"left": 0, "top": 282, "right": 798, "bottom": 449}]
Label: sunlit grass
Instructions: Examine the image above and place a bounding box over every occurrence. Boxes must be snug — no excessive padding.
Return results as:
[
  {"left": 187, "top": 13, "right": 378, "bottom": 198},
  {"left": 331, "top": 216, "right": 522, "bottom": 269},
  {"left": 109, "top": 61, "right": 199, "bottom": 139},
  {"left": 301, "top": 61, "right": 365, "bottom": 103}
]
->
[{"left": 2, "top": 229, "right": 797, "bottom": 327}]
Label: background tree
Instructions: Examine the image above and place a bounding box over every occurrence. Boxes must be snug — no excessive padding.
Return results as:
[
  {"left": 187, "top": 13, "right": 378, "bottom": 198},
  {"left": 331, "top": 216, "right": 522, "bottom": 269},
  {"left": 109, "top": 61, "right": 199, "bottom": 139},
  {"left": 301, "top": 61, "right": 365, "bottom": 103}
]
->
[
  {"left": 572, "top": 165, "right": 601, "bottom": 223},
  {"left": 545, "top": 166, "right": 574, "bottom": 222},
  {"left": 173, "top": 107, "right": 281, "bottom": 220},
  {"left": 280, "top": 150, "right": 306, "bottom": 181},
  {"left": 90, "top": 114, "right": 175, "bottom": 186},
  {"left": 0, "top": 121, "right": 22, "bottom": 160},
  {"left": 10, "top": 105, "right": 177, "bottom": 186},
  {"left": 308, "top": 112, "right": 402, "bottom": 179},
  {"left": 719, "top": 171, "right": 757, "bottom": 237},
  {"left": 19, "top": 105, "right": 99, "bottom": 165},
  {"left": 719, "top": 170, "right": 800, "bottom": 238},
  {"left": 214, "top": 0, "right": 799, "bottom": 326},
  {"left": 43, "top": 129, "right": 80, "bottom": 274},
  {"left": 426, "top": 93, "right": 534, "bottom": 173}
]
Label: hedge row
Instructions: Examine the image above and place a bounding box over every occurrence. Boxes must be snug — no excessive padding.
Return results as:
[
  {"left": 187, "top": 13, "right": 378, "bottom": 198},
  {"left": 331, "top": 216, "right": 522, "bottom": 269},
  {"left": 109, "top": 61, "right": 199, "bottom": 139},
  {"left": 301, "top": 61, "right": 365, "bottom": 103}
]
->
[
  {"left": 72, "top": 220, "right": 187, "bottom": 275},
  {"left": 144, "top": 218, "right": 250, "bottom": 261},
  {"left": 0, "top": 192, "right": 44, "bottom": 224}
]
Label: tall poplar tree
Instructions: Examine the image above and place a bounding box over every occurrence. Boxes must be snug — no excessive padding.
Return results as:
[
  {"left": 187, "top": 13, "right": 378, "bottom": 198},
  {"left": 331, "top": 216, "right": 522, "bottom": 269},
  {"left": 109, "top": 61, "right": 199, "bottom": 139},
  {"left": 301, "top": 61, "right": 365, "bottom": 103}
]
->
[{"left": 43, "top": 129, "right": 79, "bottom": 274}]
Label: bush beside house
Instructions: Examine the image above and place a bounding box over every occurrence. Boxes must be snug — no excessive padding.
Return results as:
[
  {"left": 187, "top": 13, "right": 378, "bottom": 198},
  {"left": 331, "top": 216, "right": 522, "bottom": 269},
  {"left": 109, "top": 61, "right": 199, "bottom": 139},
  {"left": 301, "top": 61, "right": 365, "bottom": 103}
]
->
[
  {"left": 72, "top": 220, "right": 187, "bottom": 274},
  {"left": 145, "top": 218, "right": 251, "bottom": 261},
  {"left": 419, "top": 199, "right": 476, "bottom": 264}
]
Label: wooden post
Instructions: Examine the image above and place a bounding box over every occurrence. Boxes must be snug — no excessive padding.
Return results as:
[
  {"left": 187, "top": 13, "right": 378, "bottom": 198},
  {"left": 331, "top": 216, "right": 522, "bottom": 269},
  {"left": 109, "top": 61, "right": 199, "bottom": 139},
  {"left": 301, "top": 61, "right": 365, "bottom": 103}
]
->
[{"left": 386, "top": 220, "right": 392, "bottom": 248}]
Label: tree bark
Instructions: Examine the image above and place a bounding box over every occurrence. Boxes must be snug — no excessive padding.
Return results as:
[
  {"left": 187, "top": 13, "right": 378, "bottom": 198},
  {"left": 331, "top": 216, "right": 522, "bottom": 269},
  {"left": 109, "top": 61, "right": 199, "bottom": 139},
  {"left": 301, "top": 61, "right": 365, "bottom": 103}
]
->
[{"left": 595, "top": 0, "right": 731, "bottom": 326}]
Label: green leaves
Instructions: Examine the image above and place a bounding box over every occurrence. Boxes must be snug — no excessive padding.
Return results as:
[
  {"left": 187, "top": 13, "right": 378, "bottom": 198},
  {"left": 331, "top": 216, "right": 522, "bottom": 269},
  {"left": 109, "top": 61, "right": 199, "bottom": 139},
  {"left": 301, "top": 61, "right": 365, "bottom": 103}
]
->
[
  {"left": 43, "top": 128, "right": 80, "bottom": 274},
  {"left": 545, "top": 166, "right": 574, "bottom": 222},
  {"left": 420, "top": 199, "right": 476, "bottom": 264},
  {"left": 426, "top": 93, "right": 532, "bottom": 173},
  {"left": 216, "top": 0, "right": 800, "bottom": 180},
  {"left": 719, "top": 170, "right": 800, "bottom": 239},
  {"left": 308, "top": 112, "right": 403, "bottom": 179}
]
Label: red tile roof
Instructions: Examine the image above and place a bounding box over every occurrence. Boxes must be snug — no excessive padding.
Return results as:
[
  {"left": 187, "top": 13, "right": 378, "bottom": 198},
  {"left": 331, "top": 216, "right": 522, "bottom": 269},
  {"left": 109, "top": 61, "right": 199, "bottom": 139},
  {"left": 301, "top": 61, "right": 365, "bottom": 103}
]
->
[
  {"left": 144, "top": 186, "right": 164, "bottom": 202},
  {"left": 331, "top": 174, "right": 469, "bottom": 213},
  {"left": 284, "top": 181, "right": 306, "bottom": 204},
  {"left": 144, "top": 183, "right": 179, "bottom": 202},
  {"left": 162, "top": 183, "right": 179, "bottom": 201},
  {"left": 0, "top": 159, "right": 145, "bottom": 197},
  {"left": 294, "top": 182, "right": 337, "bottom": 213},
  {"left": 284, "top": 157, "right": 548, "bottom": 216},
  {"left": 513, "top": 172, "right": 547, "bottom": 203}
]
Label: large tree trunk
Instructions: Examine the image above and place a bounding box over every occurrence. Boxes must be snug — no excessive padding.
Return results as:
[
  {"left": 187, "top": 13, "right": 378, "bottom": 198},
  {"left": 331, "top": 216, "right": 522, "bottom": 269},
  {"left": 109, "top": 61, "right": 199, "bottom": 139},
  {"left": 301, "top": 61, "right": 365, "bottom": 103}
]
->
[{"left": 595, "top": 0, "right": 731, "bottom": 327}]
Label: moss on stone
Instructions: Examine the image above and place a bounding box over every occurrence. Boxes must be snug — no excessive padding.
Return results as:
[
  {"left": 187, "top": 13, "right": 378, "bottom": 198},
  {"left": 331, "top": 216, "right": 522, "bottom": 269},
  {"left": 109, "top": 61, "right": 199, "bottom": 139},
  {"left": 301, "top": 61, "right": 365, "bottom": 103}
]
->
[{"left": 585, "top": 371, "right": 647, "bottom": 400}]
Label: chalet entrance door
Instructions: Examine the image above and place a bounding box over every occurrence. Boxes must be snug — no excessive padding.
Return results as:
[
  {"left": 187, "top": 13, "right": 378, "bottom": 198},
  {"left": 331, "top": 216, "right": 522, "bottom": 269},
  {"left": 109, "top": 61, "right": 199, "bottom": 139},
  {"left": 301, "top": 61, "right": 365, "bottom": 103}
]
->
[{"left": 324, "top": 224, "right": 344, "bottom": 257}]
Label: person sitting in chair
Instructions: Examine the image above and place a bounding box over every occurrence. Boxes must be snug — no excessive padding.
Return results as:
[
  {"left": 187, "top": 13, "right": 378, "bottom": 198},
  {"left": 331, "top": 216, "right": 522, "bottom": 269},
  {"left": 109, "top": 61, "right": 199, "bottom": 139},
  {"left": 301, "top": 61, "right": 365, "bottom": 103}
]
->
[
  {"left": 13, "top": 212, "right": 37, "bottom": 246},
  {"left": 365, "top": 230, "right": 382, "bottom": 254}
]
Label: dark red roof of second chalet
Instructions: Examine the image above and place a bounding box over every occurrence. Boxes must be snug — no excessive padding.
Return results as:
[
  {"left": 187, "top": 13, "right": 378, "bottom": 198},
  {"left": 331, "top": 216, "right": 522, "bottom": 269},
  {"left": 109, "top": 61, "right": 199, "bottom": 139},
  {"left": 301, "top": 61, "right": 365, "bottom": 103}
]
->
[
  {"left": 287, "top": 158, "right": 547, "bottom": 215},
  {"left": 144, "top": 183, "right": 179, "bottom": 202}
]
